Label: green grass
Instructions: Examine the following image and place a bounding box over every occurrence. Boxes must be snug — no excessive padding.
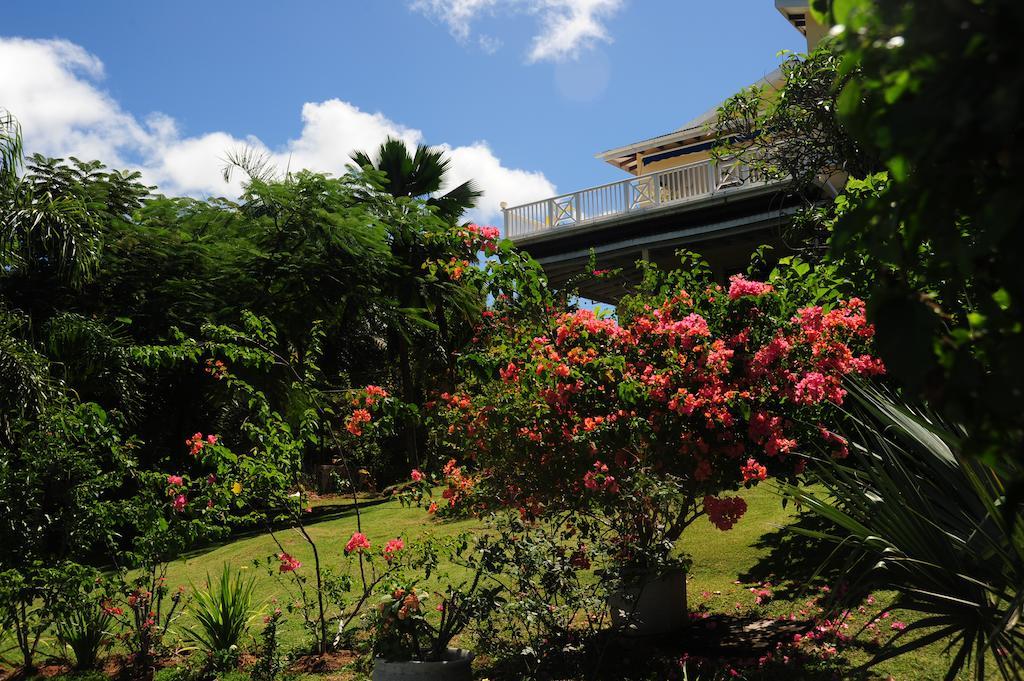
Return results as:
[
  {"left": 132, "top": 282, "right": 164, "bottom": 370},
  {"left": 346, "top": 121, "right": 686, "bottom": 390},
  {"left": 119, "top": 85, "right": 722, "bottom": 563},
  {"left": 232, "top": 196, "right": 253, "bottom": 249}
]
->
[{"left": 148, "top": 486, "right": 972, "bottom": 679}]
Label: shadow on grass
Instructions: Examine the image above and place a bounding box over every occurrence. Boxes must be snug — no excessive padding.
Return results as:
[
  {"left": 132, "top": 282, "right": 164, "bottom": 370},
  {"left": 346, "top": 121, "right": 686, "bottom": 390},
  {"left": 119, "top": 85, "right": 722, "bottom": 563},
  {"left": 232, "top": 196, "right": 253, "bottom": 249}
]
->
[
  {"left": 177, "top": 495, "right": 393, "bottom": 561},
  {"left": 478, "top": 619, "right": 880, "bottom": 681},
  {"left": 737, "top": 511, "right": 853, "bottom": 599}
]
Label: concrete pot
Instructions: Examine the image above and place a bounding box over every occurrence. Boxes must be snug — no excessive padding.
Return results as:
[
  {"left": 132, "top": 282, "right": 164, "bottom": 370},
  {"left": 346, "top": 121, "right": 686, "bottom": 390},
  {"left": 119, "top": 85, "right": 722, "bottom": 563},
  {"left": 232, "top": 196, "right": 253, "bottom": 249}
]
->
[
  {"left": 371, "top": 648, "right": 474, "bottom": 681},
  {"left": 608, "top": 568, "right": 688, "bottom": 636}
]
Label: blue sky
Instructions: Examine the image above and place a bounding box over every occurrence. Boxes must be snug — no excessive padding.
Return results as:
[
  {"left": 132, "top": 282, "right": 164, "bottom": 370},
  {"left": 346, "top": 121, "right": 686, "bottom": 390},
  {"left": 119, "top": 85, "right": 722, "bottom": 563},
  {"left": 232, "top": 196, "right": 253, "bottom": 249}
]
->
[{"left": 0, "top": 1, "right": 805, "bottom": 222}]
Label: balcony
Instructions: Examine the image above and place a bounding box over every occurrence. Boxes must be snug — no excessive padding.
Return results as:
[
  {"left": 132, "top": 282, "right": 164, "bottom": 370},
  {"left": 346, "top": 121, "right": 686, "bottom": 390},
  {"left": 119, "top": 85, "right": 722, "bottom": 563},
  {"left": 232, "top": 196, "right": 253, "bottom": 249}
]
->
[{"left": 502, "top": 158, "right": 773, "bottom": 241}]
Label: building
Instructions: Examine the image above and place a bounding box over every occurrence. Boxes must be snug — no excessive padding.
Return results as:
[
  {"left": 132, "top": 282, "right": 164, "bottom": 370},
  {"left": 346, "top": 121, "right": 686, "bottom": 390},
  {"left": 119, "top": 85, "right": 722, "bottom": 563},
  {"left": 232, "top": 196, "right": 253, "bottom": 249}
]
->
[{"left": 502, "top": 2, "right": 826, "bottom": 303}]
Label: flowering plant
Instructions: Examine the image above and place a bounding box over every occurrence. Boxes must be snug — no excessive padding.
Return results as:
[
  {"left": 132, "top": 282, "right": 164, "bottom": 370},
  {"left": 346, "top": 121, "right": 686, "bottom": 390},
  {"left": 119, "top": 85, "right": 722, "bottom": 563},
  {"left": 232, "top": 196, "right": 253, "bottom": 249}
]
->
[
  {"left": 368, "top": 533, "right": 503, "bottom": 662},
  {"left": 429, "top": 262, "right": 883, "bottom": 573}
]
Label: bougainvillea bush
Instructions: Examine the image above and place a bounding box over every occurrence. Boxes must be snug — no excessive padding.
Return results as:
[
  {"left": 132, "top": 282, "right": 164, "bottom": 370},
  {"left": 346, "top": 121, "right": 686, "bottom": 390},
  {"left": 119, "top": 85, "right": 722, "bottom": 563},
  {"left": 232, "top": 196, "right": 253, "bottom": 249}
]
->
[{"left": 424, "top": 260, "right": 884, "bottom": 573}]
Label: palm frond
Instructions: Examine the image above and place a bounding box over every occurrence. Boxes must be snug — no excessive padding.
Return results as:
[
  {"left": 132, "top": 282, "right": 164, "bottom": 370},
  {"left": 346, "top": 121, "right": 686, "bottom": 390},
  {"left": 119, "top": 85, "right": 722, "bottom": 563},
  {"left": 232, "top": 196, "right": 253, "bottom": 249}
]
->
[
  {"left": 0, "top": 109, "right": 23, "bottom": 189},
  {"left": 779, "top": 381, "right": 1024, "bottom": 680}
]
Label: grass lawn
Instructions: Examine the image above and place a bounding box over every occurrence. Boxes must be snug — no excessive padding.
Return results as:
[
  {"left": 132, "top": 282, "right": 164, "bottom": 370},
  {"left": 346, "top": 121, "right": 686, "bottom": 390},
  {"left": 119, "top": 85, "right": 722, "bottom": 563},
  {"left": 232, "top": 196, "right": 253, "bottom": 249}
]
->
[{"left": 147, "top": 486, "right": 969, "bottom": 680}]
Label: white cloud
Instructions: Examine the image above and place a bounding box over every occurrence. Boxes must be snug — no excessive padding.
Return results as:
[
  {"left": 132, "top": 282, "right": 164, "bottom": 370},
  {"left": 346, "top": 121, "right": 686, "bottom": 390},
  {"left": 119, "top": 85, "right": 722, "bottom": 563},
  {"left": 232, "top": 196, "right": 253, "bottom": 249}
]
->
[
  {"left": 411, "top": 0, "right": 624, "bottom": 62},
  {"left": 0, "top": 36, "right": 555, "bottom": 224}
]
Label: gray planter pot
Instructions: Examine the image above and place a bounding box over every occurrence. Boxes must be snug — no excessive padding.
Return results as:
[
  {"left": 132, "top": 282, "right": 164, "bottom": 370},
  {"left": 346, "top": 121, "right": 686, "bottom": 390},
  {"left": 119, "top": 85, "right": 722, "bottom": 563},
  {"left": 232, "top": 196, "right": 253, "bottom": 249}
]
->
[
  {"left": 608, "top": 568, "right": 688, "bottom": 636},
  {"left": 371, "top": 648, "right": 475, "bottom": 681}
]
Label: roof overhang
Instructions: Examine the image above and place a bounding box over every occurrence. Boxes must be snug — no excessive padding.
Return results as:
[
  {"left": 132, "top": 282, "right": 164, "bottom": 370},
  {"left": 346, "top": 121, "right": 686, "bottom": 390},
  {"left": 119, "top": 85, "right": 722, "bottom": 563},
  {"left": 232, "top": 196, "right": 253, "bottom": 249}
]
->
[
  {"left": 596, "top": 67, "right": 785, "bottom": 175},
  {"left": 775, "top": 1, "right": 810, "bottom": 35}
]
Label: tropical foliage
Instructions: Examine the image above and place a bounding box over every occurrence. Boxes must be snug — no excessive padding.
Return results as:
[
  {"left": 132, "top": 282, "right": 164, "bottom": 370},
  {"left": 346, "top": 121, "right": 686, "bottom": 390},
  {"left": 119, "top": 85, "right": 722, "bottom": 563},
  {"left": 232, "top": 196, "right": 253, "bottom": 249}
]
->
[
  {"left": 786, "top": 382, "right": 1024, "bottom": 680},
  {"left": 1, "top": 2, "right": 1022, "bottom": 676}
]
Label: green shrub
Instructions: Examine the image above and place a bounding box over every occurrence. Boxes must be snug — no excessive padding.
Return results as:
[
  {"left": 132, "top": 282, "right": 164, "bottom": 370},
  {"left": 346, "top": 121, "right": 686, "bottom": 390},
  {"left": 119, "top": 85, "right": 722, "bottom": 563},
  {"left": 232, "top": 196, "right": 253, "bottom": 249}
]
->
[
  {"left": 56, "top": 601, "right": 113, "bottom": 670},
  {"left": 185, "top": 565, "right": 258, "bottom": 671},
  {"left": 249, "top": 609, "right": 284, "bottom": 681}
]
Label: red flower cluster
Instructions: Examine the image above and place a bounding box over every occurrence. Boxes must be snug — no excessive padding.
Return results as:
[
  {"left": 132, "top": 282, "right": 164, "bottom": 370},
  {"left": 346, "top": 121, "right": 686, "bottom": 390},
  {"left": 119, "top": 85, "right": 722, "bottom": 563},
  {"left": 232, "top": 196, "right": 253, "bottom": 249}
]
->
[
  {"left": 439, "top": 458, "right": 475, "bottom": 510},
  {"left": 204, "top": 358, "right": 227, "bottom": 379},
  {"left": 818, "top": 425, "right": 849, "bottom": 459},
  {"left": 383, "top": 537, "right": 405, "bottom": 562},
  {"left": 703, "top": 495, "right": 748, "bottom": 530},
  {"left": 582, "top": 460, "right": 620, "bottom": 494},
  {"left": 344, "top": 531, "right": 371, "bottom": 554},
  {"left": 728, "top": 274, "right": 774, "bottom": 300},
  {"left": 186, "top": 432, "right": 218, "bottom": 456},
  {"left": 278, "top": 552, "right": 301, "bottom": 572},
  {"left": 432, "top": 278, "right": 882, "bottom": 538},
  {"left": 346, "top": 408, "right": 372, "bottom": 436},
  {"left": 464, "top": 223, "right": 501, "bottom": 255},
  {"left": 740, "top": 458, "right": 768, "bottom": 483}
]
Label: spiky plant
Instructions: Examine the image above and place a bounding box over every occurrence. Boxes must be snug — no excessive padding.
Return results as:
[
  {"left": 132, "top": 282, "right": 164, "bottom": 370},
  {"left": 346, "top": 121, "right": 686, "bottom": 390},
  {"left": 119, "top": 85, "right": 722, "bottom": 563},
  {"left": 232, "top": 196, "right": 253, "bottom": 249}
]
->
[
  {"left": 782, "top": 382, "right": 1024, "bottom": 680},
  {"left": 56, "top": 602, "right": 112, "bottom": 671},
  {"left": 185, "top": 565, "right": 258, "bottom": 669}
]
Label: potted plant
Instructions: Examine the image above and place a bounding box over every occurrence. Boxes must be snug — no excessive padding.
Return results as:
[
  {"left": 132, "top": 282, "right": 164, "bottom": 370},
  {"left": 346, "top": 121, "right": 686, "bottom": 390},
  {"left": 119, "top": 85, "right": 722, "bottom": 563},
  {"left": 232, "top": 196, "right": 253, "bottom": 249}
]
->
[
  {"left": 600, "top": 475, "right": 695, "bottom": 635},
  {"left": 367, "top": 534, "right": 502, "bottom": 681}
]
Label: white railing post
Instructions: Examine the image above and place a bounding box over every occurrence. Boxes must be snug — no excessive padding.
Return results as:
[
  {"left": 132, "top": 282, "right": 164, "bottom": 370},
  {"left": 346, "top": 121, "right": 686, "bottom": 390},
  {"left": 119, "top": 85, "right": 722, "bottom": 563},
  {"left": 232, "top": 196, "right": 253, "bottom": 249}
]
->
[{"left": 708, "top": 159, "right": 718, "bottom": 195}]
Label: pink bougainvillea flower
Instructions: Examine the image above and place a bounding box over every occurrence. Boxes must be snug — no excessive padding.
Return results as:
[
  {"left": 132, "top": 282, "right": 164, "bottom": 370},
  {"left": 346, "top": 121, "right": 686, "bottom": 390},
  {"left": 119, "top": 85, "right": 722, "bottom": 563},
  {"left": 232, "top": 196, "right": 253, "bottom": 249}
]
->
[
  {"left": 167, "top": 474, "right": 184, "bottom": 487},
  {"left": 346, "top": 408, "right": 372, "bottom": 436},
  {"left": 171, "top": 494, "right": 187, "bottom": 512},
  {"left": 410, "top": 469, "right": 424, "bottom": 483},
  {"left": 741, "top": 458, "right": 768, "bottom": 483},
  {"left": 703, "top": 495, "right": 748, "bottom": 531},
  {"left": 727, "top": 274, "right": 774, "bottom": 300},
  {"left": 278, "top": 552, "right": 301, "bottom": 573},
  {"left": 344, "top": 531, "right": 371, "bottom": 554},
  {"left": 383, "top": 538, "right": 405, "bottom": 562},
  {"left": 186, "top": 432, "right": 219, "bottom": 456}
]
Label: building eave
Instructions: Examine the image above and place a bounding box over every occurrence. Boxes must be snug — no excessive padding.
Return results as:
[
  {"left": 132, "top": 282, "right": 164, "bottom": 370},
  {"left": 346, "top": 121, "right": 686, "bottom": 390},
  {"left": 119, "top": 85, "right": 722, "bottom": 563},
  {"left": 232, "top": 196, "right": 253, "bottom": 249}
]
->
[{"left": 595, "top": 68, "right": 785, "bottom": 174}]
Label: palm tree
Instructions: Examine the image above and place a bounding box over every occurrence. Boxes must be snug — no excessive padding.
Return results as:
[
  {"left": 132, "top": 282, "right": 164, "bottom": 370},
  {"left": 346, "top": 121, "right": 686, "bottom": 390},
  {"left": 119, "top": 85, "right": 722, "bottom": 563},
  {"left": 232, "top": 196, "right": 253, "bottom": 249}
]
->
[
  {"left": 350, "top": 137, "right": 481, "bottom": 224},
  {"left": 350, "top": 138, "right": 484, "bottom": 469}
]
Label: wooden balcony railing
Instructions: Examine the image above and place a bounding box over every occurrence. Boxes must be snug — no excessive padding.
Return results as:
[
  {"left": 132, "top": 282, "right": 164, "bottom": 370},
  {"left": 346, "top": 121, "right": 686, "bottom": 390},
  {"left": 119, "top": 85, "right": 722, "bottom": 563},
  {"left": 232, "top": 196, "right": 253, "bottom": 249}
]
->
[{"left": 503, "top": 158, "right": 770, "bottom": 240}]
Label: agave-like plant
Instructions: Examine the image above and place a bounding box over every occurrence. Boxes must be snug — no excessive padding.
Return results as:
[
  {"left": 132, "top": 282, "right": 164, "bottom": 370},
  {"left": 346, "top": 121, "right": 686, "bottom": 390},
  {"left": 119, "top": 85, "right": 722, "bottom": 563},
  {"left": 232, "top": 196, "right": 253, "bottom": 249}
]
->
[
  {"left": 781, "top": 381, "right": 1024, "bottom": 681},
  {"left": 185, "top": 565, "right": 258, "bottom": 668},
  {"left": 56, "top": 602, "right": 112, "bottom": 671}
]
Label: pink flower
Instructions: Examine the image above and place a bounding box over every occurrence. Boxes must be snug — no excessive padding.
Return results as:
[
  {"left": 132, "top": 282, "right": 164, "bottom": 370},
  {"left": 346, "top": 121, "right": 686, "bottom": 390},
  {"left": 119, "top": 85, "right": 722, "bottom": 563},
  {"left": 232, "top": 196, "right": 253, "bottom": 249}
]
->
[
  {"left": 346, "top": 409, "right": 372, "bottom": 436},
  {"left": 167, "top": 474, "right": 184, "bottom": 487},
  {"left": 344, "top": 531, "right": 371, "bottom": 554},
  {"left": 728, "top": 274, "right": 774, "bottom": 300},
  {"left": 383, "top": 538, "right": 405, "bottom": 562},
  {"left": 703, "top": 495, "right": 748, "bottom": 531},
  {"left": 741, "top": 458, "right": 768, "bottom": 483},
  {"left": 411, "top": 469, "right": 424, "bottom": 483},
  {"left": 172, "top": 494, "right": 187, "bottom": 512},
  {"left": 278, "top": 552, "right": 301, "bottom": 573}
]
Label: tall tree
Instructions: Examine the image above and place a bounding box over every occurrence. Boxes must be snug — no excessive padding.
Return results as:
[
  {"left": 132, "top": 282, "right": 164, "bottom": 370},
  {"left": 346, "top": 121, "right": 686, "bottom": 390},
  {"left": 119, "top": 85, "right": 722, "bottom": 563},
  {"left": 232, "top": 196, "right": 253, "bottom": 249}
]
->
[
  {"left": 350, "top": 139, "right": 485, "bottom": 468},
  {"left": 809, "top": 0, "right": 1024, "bottom": 482}
]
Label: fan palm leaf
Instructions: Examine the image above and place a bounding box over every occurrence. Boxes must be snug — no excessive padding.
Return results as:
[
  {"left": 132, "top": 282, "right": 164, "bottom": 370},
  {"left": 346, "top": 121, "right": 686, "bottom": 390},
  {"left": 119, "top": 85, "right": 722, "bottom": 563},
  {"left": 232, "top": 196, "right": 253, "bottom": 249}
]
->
[
  {"left": 780, "top": 381, "right": 1024, "bottom": 680},
  {"left": 350, "top": 137, "right": 481, "bottom": 222}
]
